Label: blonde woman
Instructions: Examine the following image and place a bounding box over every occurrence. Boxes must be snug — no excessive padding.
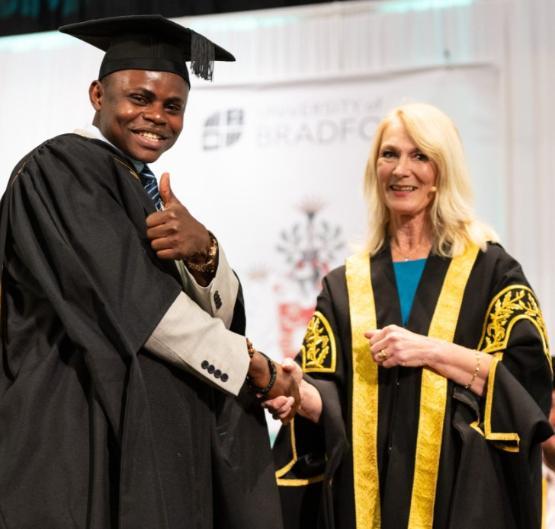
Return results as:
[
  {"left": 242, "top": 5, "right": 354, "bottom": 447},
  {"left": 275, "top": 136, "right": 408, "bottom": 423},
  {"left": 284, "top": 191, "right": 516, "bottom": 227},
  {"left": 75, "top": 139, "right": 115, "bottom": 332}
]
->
[{"left": 270, "top": 103, "right": 552, "bottom": 529}]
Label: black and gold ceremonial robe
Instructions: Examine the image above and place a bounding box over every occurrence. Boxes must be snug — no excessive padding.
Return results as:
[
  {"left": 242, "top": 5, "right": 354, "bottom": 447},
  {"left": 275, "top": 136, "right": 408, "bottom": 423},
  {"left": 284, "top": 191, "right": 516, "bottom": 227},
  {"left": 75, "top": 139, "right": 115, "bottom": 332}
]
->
[
  {"left": 0, "top": 134, "right": 282, "bottom": 529},
  {"left": 274, "top": 242, "right": 552, "bottom": 529}
]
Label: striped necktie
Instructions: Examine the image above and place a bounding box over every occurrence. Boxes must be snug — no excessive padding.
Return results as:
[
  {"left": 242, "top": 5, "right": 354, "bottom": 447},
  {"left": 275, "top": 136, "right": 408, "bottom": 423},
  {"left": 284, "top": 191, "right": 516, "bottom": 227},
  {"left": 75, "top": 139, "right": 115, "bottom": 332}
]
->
[{"left": 140, "top": 164, "right": 163, "bottom": 210}]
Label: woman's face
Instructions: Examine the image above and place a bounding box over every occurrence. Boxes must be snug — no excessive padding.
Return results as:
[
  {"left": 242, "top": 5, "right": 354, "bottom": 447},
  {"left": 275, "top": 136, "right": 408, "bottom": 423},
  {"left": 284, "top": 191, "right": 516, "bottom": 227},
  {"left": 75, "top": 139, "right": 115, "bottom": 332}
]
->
[{"left": 376, "top": 119, "right": 437, "bottom": 220}]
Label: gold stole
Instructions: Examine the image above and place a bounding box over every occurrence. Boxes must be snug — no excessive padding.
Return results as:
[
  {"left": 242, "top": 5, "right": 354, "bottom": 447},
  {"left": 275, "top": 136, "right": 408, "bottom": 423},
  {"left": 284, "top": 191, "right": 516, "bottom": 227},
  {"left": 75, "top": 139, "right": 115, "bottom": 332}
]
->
[{"left": 345, "top": 244, "right": 479, "bottom": 529}]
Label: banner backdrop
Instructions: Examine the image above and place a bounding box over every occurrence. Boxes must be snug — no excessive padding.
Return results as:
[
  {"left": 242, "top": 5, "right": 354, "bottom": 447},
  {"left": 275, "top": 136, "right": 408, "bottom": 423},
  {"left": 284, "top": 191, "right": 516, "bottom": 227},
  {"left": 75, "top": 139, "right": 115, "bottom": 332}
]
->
[{"left": 152, "top": 65, "right": 503, "bottom": 367}]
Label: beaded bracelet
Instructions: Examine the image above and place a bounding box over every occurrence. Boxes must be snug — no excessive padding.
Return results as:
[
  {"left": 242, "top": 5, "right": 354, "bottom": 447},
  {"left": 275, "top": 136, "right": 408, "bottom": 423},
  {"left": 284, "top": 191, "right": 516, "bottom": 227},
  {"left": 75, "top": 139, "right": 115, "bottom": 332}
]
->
[
  {"left": 464, "top": 350, "right": 482, "bottom": 390},
  {"left": 247, "top": 352, "right": 277, "bottom": 397}
]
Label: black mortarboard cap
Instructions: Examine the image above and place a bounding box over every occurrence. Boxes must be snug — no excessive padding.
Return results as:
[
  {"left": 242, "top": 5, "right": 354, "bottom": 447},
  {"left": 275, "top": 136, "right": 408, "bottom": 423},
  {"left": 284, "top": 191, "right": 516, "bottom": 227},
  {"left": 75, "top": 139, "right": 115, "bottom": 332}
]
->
[{"left": 59, "top": 14, "right": 235, "bottom": 86}]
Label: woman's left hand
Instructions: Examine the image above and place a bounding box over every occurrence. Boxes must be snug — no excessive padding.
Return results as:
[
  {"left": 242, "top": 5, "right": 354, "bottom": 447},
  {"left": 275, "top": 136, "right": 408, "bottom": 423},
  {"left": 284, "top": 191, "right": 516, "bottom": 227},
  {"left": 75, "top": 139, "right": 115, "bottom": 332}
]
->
[
  {"left": 365, "top": 325, "right": 439, "bottom": 368},
  {"left": 366, "top": 325, "right": 492, "bottom": 395}
]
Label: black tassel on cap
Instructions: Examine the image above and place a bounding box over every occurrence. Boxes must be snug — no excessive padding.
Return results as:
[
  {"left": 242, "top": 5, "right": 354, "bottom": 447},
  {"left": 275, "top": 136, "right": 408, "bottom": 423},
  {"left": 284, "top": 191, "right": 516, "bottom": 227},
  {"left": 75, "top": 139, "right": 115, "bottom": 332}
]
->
[{"left": 190, "top": 30, "right": 215, "bottom": 82}]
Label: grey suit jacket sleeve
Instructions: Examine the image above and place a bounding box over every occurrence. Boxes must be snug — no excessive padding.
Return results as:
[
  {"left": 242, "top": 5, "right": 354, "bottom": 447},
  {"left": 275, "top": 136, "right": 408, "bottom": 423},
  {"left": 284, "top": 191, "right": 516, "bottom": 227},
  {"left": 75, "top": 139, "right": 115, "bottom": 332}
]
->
[
  {"left": 145, "top": 243, "right": 248, "bottom": 396},
  {"left": 145, "top": 292, "right": 249, "bottom": 396}
]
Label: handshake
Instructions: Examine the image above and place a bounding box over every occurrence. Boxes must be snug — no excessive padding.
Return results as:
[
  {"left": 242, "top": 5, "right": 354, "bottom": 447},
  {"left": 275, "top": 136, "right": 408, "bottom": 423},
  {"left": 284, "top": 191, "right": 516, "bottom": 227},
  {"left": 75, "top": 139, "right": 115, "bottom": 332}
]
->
[{"left": 246, "top": 347, "right": 303, "bottom": 424}]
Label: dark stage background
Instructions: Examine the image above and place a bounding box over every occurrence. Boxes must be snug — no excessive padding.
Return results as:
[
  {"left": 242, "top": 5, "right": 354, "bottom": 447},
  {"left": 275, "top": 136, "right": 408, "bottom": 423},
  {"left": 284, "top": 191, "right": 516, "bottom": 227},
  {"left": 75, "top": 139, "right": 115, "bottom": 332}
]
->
[{"left": 0, "top": 0, "right": 339, "bottom": 36}]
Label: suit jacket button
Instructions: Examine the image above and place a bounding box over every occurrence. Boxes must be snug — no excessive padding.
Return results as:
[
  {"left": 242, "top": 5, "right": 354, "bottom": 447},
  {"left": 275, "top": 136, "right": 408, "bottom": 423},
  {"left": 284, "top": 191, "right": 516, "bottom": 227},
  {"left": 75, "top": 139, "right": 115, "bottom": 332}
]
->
[
  {"left": 207, "top": 364, "right": 215, "bottom": 374},
  {"left": 201, "top": 360, "right": 209, "bottom": 369},
  {"left": 214, "top": 291, "right": 222, "bottom": 309},
  {"left": 221, "top": 373, "right": 228, "bottom": 382},
  {"left": 214, "top": 369, "right": 221, "bottom": 379}
]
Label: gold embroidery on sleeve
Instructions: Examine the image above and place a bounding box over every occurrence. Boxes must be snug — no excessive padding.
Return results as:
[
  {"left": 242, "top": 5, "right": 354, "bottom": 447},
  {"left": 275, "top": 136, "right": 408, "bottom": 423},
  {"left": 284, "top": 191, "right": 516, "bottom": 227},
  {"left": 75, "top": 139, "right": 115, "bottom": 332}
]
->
[
  {"left": 478, "top": 285, "right": 551, "bottom": 368},
  {"left": 301, "top": 311, "right": 337, "bottom": 373},
  {"left": 477, "top": 286, "right": 550, "bottom": 453}
]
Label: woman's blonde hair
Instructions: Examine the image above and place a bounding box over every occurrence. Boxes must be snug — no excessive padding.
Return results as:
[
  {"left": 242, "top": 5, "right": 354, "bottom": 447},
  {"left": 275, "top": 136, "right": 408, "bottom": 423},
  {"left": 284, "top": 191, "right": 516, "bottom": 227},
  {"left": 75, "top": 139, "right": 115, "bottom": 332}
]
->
[{"left": 363, "top": 102, "right": 499, "bottom": 257}]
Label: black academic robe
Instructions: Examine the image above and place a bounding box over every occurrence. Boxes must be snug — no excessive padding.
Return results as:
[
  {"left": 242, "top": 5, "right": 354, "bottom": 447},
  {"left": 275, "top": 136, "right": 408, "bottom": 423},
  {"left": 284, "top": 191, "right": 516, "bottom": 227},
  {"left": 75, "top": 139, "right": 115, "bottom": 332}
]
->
[
  {"left": 0, "top": 134, "right": 283, "bottom": 529},
  {"left": 274, "top": 242, "right": 552, "bottom": 529}
]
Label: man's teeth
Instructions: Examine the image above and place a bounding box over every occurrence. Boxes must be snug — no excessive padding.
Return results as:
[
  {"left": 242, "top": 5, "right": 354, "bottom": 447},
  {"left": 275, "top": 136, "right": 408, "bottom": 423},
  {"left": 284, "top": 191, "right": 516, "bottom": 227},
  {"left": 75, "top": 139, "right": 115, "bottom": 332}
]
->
[{"left": 139, "top": 131, "right": 162, "bottom": 140}]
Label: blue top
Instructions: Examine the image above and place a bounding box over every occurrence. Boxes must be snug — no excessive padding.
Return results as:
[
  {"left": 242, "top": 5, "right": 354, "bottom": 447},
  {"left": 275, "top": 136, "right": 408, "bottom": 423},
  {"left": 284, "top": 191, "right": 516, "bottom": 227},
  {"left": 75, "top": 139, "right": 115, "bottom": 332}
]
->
[{"left": 393, "top": 259, "right": 427, "bottom": 326}]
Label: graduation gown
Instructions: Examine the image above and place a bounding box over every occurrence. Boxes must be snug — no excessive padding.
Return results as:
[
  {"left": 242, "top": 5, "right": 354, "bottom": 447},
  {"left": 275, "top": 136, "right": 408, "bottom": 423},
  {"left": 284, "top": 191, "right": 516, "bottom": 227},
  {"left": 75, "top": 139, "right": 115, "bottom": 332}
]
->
[
  {"left": 274, "top": 242, "right": 552, "bottom": 529},
  {"left": 0, "top": 134, "right": 282, "bottom": 529}
]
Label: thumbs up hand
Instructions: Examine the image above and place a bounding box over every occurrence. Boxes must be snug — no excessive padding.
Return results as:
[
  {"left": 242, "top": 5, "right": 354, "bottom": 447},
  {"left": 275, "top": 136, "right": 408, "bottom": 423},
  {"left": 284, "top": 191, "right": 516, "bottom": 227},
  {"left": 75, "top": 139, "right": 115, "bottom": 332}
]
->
[
  {"left": 158, "top": 170, "right": 178, "bottom": 207},
  {"left": 145, "top": 172, "right": 212, "bottom": 263}
]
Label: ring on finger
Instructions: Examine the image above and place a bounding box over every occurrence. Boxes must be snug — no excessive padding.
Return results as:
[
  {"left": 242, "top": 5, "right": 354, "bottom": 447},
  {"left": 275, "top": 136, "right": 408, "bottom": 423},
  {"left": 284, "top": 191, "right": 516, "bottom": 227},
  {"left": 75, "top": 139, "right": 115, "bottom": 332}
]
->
[{"left": 377, "top": 350, "right": 388, "bottom": 362}]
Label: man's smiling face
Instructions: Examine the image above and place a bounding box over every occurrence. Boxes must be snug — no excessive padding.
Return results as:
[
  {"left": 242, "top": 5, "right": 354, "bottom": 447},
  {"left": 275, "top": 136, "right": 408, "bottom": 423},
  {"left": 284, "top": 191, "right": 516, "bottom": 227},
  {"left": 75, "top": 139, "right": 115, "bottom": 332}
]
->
[{"left": 89, "top": 69, "right": 189, "bottom": 163}]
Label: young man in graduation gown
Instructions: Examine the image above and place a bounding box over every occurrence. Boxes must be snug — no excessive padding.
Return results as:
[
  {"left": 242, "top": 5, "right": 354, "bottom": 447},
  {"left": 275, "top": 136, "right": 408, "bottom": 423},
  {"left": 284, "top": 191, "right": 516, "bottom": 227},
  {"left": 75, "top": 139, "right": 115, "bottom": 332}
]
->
[{"left": 0, "top": 15, "right": 297, "bottom": 529}]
